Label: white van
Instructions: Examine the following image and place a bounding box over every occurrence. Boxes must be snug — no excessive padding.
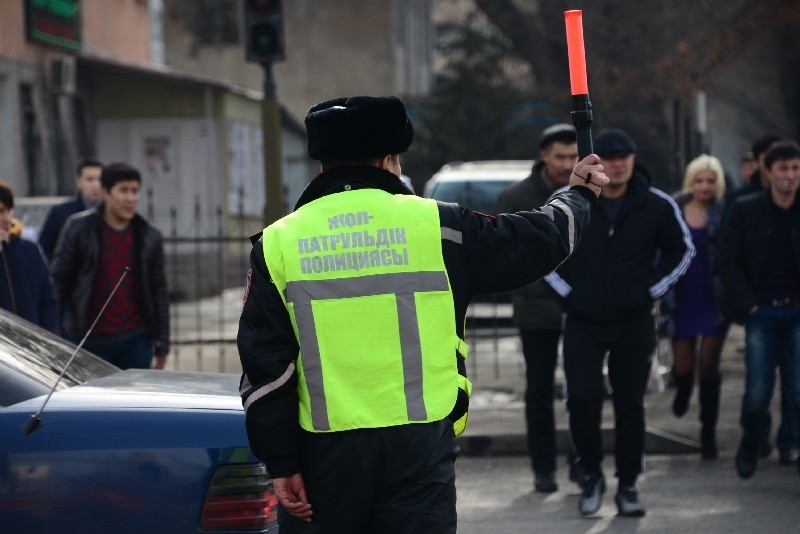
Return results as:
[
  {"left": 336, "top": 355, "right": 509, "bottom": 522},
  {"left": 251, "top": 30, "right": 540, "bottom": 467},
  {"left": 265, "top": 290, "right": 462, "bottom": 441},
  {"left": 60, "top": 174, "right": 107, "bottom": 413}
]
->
[{"left": 422, "top": 160, "right": 533, "bottom": 214}]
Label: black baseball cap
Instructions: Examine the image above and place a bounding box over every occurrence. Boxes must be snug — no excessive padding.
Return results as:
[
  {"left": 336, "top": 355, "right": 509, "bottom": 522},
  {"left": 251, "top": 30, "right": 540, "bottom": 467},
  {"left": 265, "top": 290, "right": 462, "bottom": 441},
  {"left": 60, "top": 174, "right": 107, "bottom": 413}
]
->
[
  {"left": 594, "top": 128, "right": 637, "bottom": 157},
  {"left": 539, "top": 123, "right": 577, "bottom": 149}
]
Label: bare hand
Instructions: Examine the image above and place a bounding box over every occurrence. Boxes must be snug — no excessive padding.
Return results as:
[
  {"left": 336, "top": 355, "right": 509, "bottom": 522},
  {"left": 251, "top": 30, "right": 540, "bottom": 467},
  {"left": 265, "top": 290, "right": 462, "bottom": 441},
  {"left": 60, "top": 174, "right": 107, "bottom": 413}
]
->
[
  {"left": 152, "top": 355, "right": 167, "bottom": 370},
  {"left": 569, "top": 154, "right": 609, "bottom": 197},
  {"left": 273, "top": 473, "right": 313, "bottom": 522}
]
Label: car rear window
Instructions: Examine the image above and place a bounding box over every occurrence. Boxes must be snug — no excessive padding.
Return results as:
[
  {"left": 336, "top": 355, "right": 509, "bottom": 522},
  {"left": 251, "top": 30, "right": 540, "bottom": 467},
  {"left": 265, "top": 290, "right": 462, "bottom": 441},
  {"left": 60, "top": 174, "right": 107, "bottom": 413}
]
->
[
  {"left": 428, "top": 180, "right": 516, "bottom": 214},
  {"left": 0, "top": 310, "right": 118, "bottom": 406}
]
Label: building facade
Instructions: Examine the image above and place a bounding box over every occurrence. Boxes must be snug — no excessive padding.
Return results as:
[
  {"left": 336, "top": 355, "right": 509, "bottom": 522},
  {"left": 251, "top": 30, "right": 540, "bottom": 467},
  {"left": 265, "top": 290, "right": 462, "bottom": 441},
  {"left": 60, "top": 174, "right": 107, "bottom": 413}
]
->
[
  {"left": 0, "top": 0, "right": 312, "bottom": 240},
  {"left": 164, "top": 0, "right": 434, "bottom": 126}
]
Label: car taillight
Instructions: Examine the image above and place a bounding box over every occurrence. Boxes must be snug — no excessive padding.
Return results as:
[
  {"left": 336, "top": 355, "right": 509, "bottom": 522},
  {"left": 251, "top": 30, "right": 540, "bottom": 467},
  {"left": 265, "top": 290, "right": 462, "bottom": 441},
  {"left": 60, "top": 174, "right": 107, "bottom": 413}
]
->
[{"left": 200, "top": 463, "right": 278, "bottom": 531}]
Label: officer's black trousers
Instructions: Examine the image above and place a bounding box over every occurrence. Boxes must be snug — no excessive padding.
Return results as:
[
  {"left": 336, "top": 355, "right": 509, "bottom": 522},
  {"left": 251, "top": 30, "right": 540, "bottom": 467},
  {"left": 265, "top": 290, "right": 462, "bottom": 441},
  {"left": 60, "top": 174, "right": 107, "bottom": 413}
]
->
[
  {"left": 563, "top": 314, "right": 654, "bottom": 486},
  {"left": 277, "top": 419, "right": 458, "bottom": 533}
]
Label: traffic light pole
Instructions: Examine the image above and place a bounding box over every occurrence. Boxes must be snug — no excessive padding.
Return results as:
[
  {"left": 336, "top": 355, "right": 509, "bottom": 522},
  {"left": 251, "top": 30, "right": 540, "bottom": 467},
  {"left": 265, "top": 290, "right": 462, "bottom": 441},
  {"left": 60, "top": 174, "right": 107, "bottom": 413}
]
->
[{"left": 261, "top": 61, "right": 284, "bottom": 224}]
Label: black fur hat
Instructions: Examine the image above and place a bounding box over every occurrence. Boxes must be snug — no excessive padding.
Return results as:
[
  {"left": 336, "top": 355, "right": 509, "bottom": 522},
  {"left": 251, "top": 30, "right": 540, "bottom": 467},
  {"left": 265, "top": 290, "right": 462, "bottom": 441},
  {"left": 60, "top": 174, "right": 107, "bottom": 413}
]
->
[{"left": 305, "top": 96, "right": 414, "bottom": 161}]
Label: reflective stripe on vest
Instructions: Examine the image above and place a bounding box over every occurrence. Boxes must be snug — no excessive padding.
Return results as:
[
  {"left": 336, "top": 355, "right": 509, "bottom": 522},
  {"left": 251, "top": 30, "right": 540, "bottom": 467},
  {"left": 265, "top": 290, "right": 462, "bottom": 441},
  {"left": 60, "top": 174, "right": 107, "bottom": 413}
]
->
[
  {"left": 263, "top": 189, "right": 463, "bottom": 432},
  {"left": 286, "top": 271, "right": 450, "bottom": 430}
]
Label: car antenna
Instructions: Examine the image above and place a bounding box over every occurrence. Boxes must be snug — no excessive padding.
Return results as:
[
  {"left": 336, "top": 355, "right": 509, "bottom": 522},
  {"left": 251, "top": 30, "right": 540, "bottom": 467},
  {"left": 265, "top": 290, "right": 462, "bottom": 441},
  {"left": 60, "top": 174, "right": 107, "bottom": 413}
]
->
[{"left": 22, "top": 267, "right": 131, "bottom": 435}]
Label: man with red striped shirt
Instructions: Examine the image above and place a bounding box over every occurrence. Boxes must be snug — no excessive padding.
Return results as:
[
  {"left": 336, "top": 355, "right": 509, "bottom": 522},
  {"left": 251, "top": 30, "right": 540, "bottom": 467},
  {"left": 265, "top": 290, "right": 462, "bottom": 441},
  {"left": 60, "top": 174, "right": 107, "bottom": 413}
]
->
[{"left": 52, "top": 163, "right": 169, "bottom": 370}]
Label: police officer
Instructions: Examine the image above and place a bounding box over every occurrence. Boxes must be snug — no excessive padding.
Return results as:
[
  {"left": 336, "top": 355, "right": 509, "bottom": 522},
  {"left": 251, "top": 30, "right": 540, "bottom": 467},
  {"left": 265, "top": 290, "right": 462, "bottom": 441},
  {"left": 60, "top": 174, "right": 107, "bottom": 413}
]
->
[{"left": 238, "top": 95, "right": 608, "bottom": 533}]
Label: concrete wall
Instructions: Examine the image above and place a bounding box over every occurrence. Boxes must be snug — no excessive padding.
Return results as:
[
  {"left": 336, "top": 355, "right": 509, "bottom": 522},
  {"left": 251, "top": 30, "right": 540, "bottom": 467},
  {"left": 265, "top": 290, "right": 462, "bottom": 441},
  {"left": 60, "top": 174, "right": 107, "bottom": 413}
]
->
[
  {"left": 0, "top": 0, "right": 155, "bottom": 196},
  {"left": 0, "top": 0, "right": 150, "bottom": 63},
  {"left": 0, "top": 1, "right": 48, "bottom": 62},
  {"left": 96, "top": 116, "right": 223, "bottom": 232},
  {"left": 82, "top": 0, "right": 151, "bottom": 61},
  {"left": 0, "top": 2, "right": 61, "bottom": 195},
  {"left": 275, "top": 0, "right": 394, "bottom": 122},
  {"left": 164, "top": 0, "right": 433, "bottom": 124}
]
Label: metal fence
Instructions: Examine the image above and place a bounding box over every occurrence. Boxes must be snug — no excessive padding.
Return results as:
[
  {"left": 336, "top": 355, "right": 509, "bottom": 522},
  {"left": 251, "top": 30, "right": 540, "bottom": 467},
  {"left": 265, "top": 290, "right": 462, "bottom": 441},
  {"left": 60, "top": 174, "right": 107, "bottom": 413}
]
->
[
  {"left": 161, "top": 197, "right": 522, "bottom": 375},
  {"left": 157, "top": 200, "right": 672, "bottom": 384},
  {"left": 156, "top": 194, "right": 254, "bottom": 373}
]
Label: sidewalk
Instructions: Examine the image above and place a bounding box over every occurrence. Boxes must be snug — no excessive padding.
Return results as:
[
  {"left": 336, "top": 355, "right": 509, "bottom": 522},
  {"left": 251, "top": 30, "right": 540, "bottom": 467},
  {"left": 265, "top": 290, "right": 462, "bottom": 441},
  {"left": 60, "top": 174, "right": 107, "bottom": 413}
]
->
[
  {"left": 460, "top": 325, "right": 749, "bottom": 457},
  {"left": 167, "top": 289, "right": 762, "bottom": 459}
]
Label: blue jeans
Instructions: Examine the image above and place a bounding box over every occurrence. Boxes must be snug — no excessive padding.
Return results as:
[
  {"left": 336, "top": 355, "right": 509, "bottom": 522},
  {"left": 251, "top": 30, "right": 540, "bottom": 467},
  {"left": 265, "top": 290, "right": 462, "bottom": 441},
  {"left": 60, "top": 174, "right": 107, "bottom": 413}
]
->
[
  {"left": 741, "top": 305, "right": 800, "bottom": 448},
  {"left": 84, "top": 330, "right": 153, "bottom": 370}
]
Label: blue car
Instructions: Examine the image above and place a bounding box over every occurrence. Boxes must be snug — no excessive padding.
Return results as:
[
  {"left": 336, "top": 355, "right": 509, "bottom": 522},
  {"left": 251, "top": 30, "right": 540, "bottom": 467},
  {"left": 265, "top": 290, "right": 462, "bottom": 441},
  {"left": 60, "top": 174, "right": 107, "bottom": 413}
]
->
[{"left": 0, "top": 309, "right": 278, "bottom": 533}]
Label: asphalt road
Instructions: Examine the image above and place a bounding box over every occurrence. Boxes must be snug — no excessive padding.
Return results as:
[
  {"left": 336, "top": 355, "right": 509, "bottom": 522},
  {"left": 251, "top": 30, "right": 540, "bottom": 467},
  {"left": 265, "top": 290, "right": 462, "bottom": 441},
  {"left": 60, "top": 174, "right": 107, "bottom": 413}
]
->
[{"left": 455, "top": 453, "right": 800, "bottom": 533}]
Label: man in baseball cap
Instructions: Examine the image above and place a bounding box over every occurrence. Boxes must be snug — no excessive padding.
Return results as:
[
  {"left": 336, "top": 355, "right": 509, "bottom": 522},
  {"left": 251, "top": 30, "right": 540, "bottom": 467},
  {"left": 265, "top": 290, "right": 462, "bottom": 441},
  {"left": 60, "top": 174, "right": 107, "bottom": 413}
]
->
[{"left": 546, "top": 126, "right": 694, "bottom": 517}]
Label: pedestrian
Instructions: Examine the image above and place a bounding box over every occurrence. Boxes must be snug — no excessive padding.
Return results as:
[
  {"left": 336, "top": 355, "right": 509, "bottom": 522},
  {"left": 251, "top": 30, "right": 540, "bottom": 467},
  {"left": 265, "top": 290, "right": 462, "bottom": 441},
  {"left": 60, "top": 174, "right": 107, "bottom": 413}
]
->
[
  {"left": 51, "top": 163, "right": 169, "bottom": 370},
  {"left": 38, "top": 158, "right": 103, "bottom": 264},
  {"left": 0, "top": 179, "right": 57, "bottom": 332},
  {"left": 545, "top": 128, "right": 694, "bottom": 517},
  {"left": 662, "top": 154, "right": 730, "bottom": 459},
  {"left": 493, "top": 123, "right": 578, "bottom": 493},
  {"left": 717, "top": 140, "right": 800, "bottom": 478},
  {"left": 724, "top": 134, "right": 782, "bottom": 217},
  {"left": 740, "top": 151, "right": 758, "bottom": 186},
  {"left": 726, "top": 136, "right": 797, "bottom": 463},
  {"left": 237, "top": 95, "right": 608, "bottom": 533}
]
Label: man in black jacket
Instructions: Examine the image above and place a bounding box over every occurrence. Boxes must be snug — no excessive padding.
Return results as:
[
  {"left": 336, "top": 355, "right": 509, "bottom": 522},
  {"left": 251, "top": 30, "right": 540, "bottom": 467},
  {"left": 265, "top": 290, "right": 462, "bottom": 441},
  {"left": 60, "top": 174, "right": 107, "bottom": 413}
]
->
[
  {"left": 546, "top": 128, "right": 694, "bottom": 517},
  {"left": 51, "top": 163, "right": 169, "bottom": 369},
  {"left": 494, "top": 123, "right": 577, "bottom": 493},
  {"left": 725, "top": 135, "right": 798, "bottom": 463},
  {"left": 237, "top": 95, "right": 608, "bottom": 533},
  {"left": 38, "top": 158, "right": 103, "bottom": 263},
  {"left": 717, "top": 140, "right": 800, "bottom": 478}
]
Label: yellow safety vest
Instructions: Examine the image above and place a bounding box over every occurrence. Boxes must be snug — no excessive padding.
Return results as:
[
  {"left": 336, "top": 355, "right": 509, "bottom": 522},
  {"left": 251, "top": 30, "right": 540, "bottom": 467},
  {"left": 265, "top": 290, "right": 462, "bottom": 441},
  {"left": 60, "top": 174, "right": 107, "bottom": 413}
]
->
[{"left": 263, "top": 188, "right": 470, "bottom": 433}]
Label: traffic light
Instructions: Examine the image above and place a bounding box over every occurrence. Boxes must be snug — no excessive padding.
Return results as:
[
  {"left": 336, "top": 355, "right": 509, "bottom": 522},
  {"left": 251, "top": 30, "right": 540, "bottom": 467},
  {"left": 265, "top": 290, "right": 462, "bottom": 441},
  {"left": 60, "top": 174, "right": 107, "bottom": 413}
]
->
[{"left": 244, "top": 0, "right": 285, "bottom": 63}]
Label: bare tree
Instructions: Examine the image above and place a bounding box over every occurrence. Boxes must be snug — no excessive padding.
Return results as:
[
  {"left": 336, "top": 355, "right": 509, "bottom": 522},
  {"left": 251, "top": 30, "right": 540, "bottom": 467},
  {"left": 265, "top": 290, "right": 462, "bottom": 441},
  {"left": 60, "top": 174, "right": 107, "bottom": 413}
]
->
[
  {"left": 404, "top": 13, "right": 544, "bottom": 187},
  {"left": 474, "top": 0, "right": 800, "bottom": 189}
]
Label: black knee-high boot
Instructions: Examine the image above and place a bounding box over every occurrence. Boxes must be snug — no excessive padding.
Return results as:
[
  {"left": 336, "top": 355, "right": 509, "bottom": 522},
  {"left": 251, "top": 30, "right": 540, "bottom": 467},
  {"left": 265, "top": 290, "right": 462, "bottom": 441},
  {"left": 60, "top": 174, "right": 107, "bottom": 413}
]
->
[
  {"left": 672, "top": 372, "right": 694, "bottom": 418},
  {"left": 699, "top": 376, "right": 721, "bottom": 459}
]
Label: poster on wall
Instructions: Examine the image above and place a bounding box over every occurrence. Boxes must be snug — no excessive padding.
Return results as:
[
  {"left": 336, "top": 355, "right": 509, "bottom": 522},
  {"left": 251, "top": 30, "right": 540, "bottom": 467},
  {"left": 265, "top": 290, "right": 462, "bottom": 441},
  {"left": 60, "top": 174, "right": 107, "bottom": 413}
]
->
[
  {"left": 144, "top": 135, "right": 172, "bottom": 178},
  {"left": 138, "top": 132, "right": 176, "bottom": 186},
  {"left": 228, "top": 121, "right": 266, "bottom": 217}
]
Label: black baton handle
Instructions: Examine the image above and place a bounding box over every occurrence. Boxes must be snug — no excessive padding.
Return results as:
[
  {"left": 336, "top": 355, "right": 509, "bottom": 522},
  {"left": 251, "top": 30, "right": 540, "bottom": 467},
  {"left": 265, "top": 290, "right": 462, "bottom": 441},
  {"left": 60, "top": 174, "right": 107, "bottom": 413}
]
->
[{"left": 571, "top": 94, "right": 594, "bottom": 160}]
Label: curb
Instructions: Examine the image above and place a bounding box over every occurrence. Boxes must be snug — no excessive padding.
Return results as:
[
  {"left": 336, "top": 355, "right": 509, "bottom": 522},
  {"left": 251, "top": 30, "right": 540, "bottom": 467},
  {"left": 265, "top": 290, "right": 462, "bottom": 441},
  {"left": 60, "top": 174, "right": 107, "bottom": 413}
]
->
[{"left": 457, "top": 425, "right": 700, "bottom": 456}]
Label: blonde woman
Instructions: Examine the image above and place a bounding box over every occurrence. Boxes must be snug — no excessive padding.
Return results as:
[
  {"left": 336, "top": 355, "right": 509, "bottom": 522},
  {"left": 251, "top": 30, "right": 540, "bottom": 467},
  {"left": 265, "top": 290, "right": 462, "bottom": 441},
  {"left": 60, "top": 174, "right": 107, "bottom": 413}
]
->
[{"left": 664, "top": 154, "right": 730, "bottom": 458}]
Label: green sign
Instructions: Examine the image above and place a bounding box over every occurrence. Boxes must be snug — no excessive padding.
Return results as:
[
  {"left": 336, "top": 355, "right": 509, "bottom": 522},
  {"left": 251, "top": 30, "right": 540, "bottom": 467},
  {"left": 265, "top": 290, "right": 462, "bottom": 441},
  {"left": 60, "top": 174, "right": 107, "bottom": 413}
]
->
[{"left": 26, "top": 0, "right": 82, "bottom": 51}]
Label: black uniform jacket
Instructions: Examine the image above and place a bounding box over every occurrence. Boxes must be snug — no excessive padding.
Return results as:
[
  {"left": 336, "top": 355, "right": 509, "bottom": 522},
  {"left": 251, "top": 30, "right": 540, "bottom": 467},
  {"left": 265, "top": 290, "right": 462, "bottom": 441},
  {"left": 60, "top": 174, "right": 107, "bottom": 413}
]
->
[
  {"left": 545, "top": 172, "right": 695, "bottom": 323},
  {"left": 716, "top": 190, "right": 800, "bottom": 323},
  {"left": 237, "top": 165, "right": 596, "bottom": 477}
]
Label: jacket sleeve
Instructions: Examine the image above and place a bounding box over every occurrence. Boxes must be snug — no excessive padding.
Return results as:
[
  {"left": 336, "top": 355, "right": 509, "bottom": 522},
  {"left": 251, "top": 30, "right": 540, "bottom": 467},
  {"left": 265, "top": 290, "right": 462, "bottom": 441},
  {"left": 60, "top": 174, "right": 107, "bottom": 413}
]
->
[
  {"left": 36, "top": 247, "right": 58, "bottom": 333},
  {"left": 541, "top": 186, "right": 575, "bottom": 298},
  {"left": 645, "top": 189, "right": 695, "bottom": 299},
  {"left": 50, "top": 217, "right": 79, "bottom": 322},
  {"left": 37, "top": 205, "right": 63, "bottom": 264},
  {"left": 149, "top": 231, "right": 170, "bottom": 356},
  {"left": 458, "top": 186, "right": 596, "bottom": 295},
  {"left": 238, "top": 240, "right": 302, "bottom": 478},
  {"left": 716, "top": 200, "right": 755, "bottom": 321}
]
